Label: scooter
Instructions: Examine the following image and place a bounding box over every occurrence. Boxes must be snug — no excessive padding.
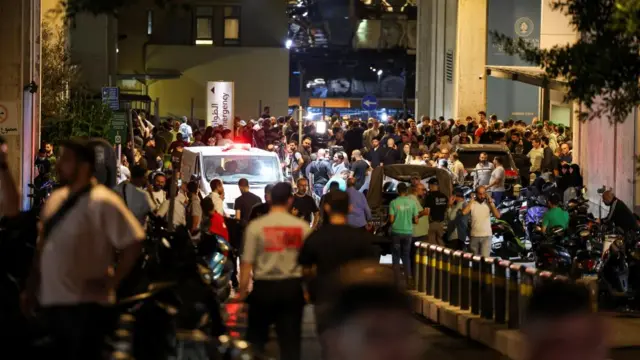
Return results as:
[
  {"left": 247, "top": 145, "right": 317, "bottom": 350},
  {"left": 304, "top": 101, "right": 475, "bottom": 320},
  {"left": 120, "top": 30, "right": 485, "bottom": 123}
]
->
[{"left": 534, "top": 226, "right": 573, "bottom": 274}]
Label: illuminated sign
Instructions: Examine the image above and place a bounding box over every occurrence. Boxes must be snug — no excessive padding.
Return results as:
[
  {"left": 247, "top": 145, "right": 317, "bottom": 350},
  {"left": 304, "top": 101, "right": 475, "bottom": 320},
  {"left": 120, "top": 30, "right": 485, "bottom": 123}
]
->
[{"left": 206, "top": 81, "right": 235, "bottom": 129}]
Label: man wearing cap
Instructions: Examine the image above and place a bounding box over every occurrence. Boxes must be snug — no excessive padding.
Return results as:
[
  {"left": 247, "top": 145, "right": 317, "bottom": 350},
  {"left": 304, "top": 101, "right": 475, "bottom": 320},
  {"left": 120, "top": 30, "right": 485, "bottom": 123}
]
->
[
  {"left": 22, "top": 139, "right": 145, "bottom": 358},
  {"left": 240, "top": 182, "right": 312, "bottom": 360},
  {"left": 424, "top": 178, "right": 449, "bottom": 246}
]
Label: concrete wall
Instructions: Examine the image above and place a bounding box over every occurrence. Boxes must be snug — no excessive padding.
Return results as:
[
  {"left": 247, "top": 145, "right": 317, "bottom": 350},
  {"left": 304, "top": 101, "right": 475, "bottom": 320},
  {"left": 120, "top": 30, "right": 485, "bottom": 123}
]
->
[
  {"left": 453, "top": 0, "right": 487, "bottom": 119},
  {"left": 145, "top": 46, "right": 289, "bottom": 121},
  {"left": 540, "top": 0, "right": 578, "bottom": 49},
  {"left": 573, "top": 101, "right": 639, "bottom": 212},
  {"left": 117, "top": 0, "right": 287, "bottom": 76},
  {"left": 68, "top": 13, "right": 118, "bottom": 91}
]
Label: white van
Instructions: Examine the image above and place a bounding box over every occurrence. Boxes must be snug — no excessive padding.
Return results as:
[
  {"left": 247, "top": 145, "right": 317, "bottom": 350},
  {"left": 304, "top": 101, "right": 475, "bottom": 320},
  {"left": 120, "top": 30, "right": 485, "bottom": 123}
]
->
[{"left": 180, "top": 144, "right": 284, "bottom": 217}]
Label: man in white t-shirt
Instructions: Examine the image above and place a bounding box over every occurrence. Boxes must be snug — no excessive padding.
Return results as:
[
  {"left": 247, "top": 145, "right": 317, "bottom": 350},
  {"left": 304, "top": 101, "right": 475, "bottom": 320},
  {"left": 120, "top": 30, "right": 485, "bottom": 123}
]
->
[
  {"left": 114, "top": 165, "right": 151, "bottom": 225},
  {"left": 146, "top": 172, "right": 167, "bottom": 212},
  {"left": 22, "top": 139, "right": 145, "bottom": 359},
  {"left": 462, "top": 186, "right": 501, "bottom": 257}
]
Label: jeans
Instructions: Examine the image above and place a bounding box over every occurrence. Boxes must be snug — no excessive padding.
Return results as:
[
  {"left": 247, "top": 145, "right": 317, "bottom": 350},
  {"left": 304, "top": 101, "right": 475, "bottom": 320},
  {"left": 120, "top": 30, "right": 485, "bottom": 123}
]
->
[
  {"left": 492, "top": 191, "right": 505, "bottom": 206},
  {"left": 470, "top": 236, "right": 492, "bottom": 257},
  {"left": 247, "top": 279, "right": 305, "bottom": 360},
  {"left": 391, "top": 233, "right": 413, "bottom": 283},
  {"left": 313, "top": 183, "right": 325, "bottom": 198}
]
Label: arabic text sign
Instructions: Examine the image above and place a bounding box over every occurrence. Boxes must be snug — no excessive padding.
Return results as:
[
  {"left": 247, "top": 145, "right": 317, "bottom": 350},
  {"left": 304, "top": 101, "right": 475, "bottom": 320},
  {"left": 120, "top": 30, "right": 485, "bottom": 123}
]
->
[{"left": 0, "top": 101, "right": 19, "bottom": 135}]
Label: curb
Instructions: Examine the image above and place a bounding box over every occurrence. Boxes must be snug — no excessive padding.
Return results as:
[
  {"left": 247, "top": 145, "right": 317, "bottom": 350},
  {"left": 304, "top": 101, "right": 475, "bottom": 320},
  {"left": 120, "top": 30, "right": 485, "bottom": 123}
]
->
[{"left": 411, "top": 290, "right": 528, "bottom": 360}]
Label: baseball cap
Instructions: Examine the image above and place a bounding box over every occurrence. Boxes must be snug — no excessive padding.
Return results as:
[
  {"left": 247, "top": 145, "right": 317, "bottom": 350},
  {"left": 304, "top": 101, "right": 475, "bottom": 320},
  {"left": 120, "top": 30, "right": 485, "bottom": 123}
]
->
[
  {"left": 453, "top": 188, "right": 465, "bottom": 197},
  {"left": 239, "top": 120, "right": 247, "bottom": 126},
  {"left": 428, "top": 178, "right": 439, "bottom": 185}
]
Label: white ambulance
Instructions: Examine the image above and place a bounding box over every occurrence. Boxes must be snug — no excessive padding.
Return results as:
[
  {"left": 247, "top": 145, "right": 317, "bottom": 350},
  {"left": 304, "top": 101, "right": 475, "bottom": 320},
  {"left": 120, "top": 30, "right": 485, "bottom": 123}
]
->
[{"left": 180, "top": 144, "right": 284, "bottom": 217}]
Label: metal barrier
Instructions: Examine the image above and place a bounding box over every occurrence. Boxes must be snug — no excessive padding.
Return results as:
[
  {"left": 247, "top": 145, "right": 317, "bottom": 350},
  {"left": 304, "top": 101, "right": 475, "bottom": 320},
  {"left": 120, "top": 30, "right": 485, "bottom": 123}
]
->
[
  {"left": 434, "top": 247, "right": 443, "bottom": 299},
  {"left": 461, "top": 253, "right": 472, "bottom": 311},
  {"left": 427, "top": 245, "right": 437, "bottom": 296},
  {"left": 471, "top": 256, "right": 482, "bottom": 315},
  {"left": 410, "top": 241, "right": 598, "bottom": 330},
  {"left": 450, "top": 251, "right": 463, "bottom": 307},
  {"left": 442, "top": 249, "right": 452, "bottom": 303}
]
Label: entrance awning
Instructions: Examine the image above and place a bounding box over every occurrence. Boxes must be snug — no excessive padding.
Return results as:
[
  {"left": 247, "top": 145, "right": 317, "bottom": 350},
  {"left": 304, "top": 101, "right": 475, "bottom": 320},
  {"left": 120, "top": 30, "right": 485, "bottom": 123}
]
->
[{"left": 485, "top": 66, "right": 567, "bottom": 92}]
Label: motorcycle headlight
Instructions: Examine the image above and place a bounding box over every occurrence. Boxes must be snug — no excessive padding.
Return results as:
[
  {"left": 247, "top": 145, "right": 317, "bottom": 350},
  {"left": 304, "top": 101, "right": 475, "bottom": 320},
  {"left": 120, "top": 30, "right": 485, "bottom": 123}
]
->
[{"left": 579, "top": 229, "right": 590, "bottom": 238}]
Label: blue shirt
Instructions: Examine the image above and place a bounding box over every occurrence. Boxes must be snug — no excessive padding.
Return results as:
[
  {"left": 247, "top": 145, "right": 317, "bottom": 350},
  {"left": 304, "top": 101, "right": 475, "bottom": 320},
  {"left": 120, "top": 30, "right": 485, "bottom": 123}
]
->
[{"left": 347, "top": 187, "right": 372, "bottom": 228}]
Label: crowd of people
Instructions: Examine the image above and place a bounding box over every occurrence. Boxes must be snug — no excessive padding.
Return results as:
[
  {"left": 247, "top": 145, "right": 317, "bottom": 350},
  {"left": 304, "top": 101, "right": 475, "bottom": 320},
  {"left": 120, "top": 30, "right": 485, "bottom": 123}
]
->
[{"left": 2, "top": 103, "right": 616, "bottom": 360}]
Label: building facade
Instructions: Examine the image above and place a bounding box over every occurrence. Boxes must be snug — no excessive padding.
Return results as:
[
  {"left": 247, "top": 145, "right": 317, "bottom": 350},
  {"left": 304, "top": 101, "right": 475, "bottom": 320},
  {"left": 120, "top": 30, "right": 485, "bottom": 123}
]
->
[{"left": 115, "top": 0, "right": 289, "bottom": 124}]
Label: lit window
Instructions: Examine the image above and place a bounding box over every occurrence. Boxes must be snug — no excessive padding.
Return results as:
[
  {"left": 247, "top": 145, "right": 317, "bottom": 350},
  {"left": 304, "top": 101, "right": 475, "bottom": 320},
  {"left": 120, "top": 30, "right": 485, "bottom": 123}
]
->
[
  {"left": 195, "top": 6, "right": 213, "bottom": 45},
  {"left": 147, "top": 10, "right": 153, "bottom": 35},
  {"left": 223, "top": 6, "right": 240, "bottom": 45}
]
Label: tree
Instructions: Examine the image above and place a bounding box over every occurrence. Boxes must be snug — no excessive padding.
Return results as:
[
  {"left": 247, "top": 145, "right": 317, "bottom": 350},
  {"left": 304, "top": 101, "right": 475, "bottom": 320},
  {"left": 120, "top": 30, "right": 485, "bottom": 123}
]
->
[
  {"left": 490, "top": 0, "right": 640, "bottom": 123},
  {"left": 41, "top": 20, "right": 113, "bottom": 144}
]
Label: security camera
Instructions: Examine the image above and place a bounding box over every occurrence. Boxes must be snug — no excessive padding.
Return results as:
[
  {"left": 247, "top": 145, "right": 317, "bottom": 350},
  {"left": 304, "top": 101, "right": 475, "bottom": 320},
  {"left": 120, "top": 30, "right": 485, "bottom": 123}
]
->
[{"left": 24, "top": 81, "right": 38, "bottom": 94}]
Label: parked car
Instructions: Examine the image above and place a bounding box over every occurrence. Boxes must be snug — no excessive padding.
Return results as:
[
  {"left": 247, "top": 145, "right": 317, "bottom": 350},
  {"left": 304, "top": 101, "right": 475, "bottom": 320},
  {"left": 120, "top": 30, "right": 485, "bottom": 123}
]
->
[{"left": 454, "top": 144, "right": 521, "bottom": 194}]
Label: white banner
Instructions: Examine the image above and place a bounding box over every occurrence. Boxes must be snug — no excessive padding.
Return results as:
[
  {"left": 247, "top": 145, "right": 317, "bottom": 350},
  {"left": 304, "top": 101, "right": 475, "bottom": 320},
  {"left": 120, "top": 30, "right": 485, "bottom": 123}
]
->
[{"left": 206, "top": 81, "right": 235, "bottom": 129}]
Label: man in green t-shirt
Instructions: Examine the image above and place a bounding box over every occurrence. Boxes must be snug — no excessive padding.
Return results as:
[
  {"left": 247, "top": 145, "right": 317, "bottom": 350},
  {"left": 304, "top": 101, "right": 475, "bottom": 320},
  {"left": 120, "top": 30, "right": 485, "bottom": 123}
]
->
[
  {"left": 542, "top": 193, "right": 569, "bottom": 233},
  {"left": 389, "top": 182, "right": 419, "bottom": 286}
]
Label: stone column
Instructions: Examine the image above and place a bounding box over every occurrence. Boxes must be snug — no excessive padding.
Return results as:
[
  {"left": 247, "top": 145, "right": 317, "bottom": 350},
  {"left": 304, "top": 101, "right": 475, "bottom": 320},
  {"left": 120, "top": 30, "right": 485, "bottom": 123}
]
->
[
  {"left": 415, "top": 0, "right": 433, "bottom": 119},
  {"left": 453, "top": 0, "right": 487, "bottom": 120},
  {"left": 415, "top": 0, "right": 457, "bottom": 120},
  {"left": 0, "top": 0, "right": 40, "bottom": 210}
]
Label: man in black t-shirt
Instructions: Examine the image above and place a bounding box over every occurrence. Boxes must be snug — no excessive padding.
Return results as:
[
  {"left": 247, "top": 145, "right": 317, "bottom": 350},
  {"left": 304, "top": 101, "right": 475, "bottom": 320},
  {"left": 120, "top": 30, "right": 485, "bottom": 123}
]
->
[
  {"left": 381, "top": 137, "right": 401, "bottom": 165},
  {"left": 249, "top": 184, "right": 274, "bottom": 221},
  {"left": 350, "top": 150, "right": 369, "bottom": 191},
  {"left": 424, "top": 178, "right": 448, "bottom": 246},
  {"left": 291, "top": 178, "right": 319, "bottom": 227},
  {"left": 308, "top": 149, "right": 333, "bottom": 197},
  {"left": 365, "top": 137, "right": 384, "bottom": 168},
  {"left": 234, "top": 178, "right": 262, "bottom": 226},
  {"left": 298, "top": 190, "right": 378, "bottom": 335}
]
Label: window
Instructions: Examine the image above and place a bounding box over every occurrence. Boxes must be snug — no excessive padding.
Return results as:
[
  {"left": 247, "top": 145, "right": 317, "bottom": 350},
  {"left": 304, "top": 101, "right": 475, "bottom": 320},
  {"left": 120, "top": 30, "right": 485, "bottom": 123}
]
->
[
  {"left": 223, "top": 6, "right": 240, "bottom": 45},
  {"left": 195, "top": 6, "right": 214, "bottom": 45},
  {"left": 147, "top": 10, "right": 153, "bottom": 35}
]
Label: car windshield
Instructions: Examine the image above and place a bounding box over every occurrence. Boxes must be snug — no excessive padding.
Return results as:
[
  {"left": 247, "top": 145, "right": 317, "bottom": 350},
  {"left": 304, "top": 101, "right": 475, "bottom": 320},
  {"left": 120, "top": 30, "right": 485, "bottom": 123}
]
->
[
  {"left": 203, "top": 155, "right": 280, "bottom": 184},
  {"left": 456, "top": 151, "right": 514, "bottom": 170}
]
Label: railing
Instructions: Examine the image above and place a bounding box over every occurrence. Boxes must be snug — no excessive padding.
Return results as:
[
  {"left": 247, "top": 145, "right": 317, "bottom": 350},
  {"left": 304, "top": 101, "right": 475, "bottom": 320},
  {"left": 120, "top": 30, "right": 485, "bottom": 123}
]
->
[{"left": 412, "top": 242, "right": 598, "bottom": 329}]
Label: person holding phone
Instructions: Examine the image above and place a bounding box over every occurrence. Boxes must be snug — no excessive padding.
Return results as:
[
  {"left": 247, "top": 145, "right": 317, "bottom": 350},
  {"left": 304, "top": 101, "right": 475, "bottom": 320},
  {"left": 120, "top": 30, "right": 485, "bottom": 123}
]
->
[{"left": 462, "top": 186, "right": 501, "bottom": 257}]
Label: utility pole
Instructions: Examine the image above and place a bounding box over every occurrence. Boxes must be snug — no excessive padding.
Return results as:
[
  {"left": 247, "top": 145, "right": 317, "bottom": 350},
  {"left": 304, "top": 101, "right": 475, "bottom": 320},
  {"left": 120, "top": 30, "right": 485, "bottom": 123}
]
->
[
  {"left": 298, "top": 61, "right": 305, "bottom": 144},
  {"left": 0, "top": 0, "right": 40, "bottom": 210}
]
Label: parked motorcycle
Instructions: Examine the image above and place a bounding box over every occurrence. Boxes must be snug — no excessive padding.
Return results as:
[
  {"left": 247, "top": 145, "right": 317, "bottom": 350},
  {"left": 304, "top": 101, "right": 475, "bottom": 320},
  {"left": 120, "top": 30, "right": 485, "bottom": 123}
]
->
[
  {"left": 597, "top": 228, "right": 640, "bottom": 311},
  {"left": 490, "top": 199, "right": 530, "bottom": 260}
]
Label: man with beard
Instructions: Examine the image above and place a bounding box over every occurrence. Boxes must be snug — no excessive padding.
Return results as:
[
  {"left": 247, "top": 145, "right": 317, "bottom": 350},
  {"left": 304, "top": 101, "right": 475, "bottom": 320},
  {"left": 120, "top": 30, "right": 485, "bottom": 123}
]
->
[
  {"left": 462, "top": 185, "right": 500, "bottom": 257},
  {"left": 473, "top": 152, "right": 494, "bottom": 188},
  {"left": 146, "top": 172, "right": 167, "bottom": 213},
  {"left": 21, "top": 139, "right": 144, "bottom": 359}
]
